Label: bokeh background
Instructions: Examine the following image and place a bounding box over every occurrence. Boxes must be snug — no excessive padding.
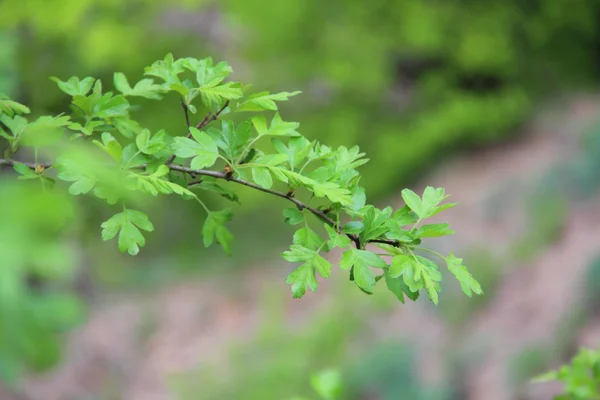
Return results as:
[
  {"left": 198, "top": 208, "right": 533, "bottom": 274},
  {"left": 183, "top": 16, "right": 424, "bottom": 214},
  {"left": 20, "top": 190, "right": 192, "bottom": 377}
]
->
[{"left": 2, "top": 1, "right": 600, "bottom": 399}]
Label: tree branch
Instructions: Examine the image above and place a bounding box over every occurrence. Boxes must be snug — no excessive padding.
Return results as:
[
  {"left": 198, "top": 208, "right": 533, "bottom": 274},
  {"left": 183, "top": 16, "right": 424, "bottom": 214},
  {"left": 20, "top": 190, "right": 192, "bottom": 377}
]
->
[
  {"left": 0, "top": 156, "right": 398, "bottom": 249},
  {"left": 166, "top": 164, "right": 395, "bottom": 248},
  {"left": 0, "top": 159, "right": 52, "bottom": 169}
]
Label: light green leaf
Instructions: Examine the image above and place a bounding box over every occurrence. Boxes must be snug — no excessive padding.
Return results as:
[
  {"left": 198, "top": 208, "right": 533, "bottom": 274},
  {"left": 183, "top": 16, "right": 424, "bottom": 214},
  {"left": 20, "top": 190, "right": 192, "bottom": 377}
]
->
[
  {"left": 101, "top": 209, "right": 154, "bottom": 256},
  {"left": 313, "top": 254, "right": 332, "bottom": 279},
  {"left": 281, "top": 244, "right": 315, "bottom": 263},
  {"left": 310, "top": 369, "right": 342, "bottom": 400},
  {"left": 446, "top": 253, "right": 483, "bottom": 297},
  {"left": 323, "top": 224, "right": 352, "bottom": 249},
  {"left": 0, "top": 94, "right": 30, "bottom": 116},
  {"left": 340, "top": 248, "right": 387, "bottom": 293},
  {"left": 20, "top": 115, "right": 71, "bottom": 147},
  {"left": 171, "top": 127, "right": 219, "bottom": 169},
  {"left": 286, "top": 263, "right": 318, "bottom": 299},
  {"left": 252, "top": 167, "right": 273, "bottom": 189},
  {"left": 237, "top": 90, "right": 301, "bottom": 111},
  {"left": 50, "top": 76, "right": 95, "bottom": 96},
  {"left": 13, "top": 163, "right": 38, "bottom": 180},
  {"left": 93, "top": 132, "right": 122, "bottom": 162},
  {"left": 415, "top": 223, "right": 455, "bottom": 238},
  {"left": 293, "top": 226, "right": 325, "bottom": 250},
  {"left": 251, "top": 115, "right": 268, "bottom": 135}
]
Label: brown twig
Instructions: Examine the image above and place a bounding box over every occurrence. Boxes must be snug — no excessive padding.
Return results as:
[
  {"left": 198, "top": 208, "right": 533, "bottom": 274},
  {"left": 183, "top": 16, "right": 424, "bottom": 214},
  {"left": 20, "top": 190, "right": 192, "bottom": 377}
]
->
[{"left": 0, "top": 159, "right": 52, "bottom": 169}]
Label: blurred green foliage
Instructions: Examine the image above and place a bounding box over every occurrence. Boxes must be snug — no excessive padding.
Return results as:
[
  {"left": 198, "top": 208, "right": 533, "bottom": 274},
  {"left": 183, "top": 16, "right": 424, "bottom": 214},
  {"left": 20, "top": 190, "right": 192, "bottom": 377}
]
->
[
  {"left": 4, "top": 0, "right": 600, "bottom": 199},
  {"left": 168, "top": 288, "right": 363, "bottom": 400},
  {"left": 0, "top": 178, "right": 84, "bottom": 383}
]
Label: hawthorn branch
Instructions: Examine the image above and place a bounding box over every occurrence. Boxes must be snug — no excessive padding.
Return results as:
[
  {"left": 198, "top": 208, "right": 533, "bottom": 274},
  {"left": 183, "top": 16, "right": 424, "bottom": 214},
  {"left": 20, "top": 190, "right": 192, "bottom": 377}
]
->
[
  {"left": 0, "top": 157, "right": 397, "bottom": 249},
  {"left": 0, "top": 159, "right": 52, "bottom": 169},
  {"left": 166, "top": 164, "right": 393, "bottom": 248}
]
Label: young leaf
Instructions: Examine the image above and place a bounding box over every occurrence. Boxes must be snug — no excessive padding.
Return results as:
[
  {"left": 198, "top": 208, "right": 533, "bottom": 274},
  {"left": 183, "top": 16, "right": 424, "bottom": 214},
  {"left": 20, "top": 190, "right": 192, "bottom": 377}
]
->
[
  {"left": 359, "top": 206, "right": 393, "bottom": 243},
  {"left": 93, "top": 132, "right": 123, "bottom": 162},
  {"left": 339, "top": 249, "right": 387, "bottom": 294},
  {"left": 50, "top": 76, "right": 95, "bottom": 96},
  {"left": 20, "top": 115, "right": 71, "bottom": 147},
  {"left": 252, "top": 166, "right": 273, "bottom": 189},
  {"left": 415, "top": 223, "right": 455, "bottom": 238},
  {"left": 237, "top": 90, "right": 301, "bottom": 112},
  {"left": 101, "top": 209, "right": 154, "bottom": 255},
  {"left": 135, "top": 129, "right": 169, "bottom": 155},
  {"left": 202, "top": 209, "right": 234, "bottom": 255},
  {"left": 401, "top": 187, "right": 457, "bottom": 219},
  {"left": 171, "top": 127, "right": 219, "bottom": 169},
  {"left": 293, "top": 226, "right": 325, "bottom": 250},
  {"left": 13, "top": 163, "right": 38, "bottom": 180},
  {"left": 446, "top": 253, "right": 483, "bottom": 297},
  {"left": 114, "top": 72, "right": 164, "bottom": 100},
  {"left": 0, "top": 94, "right": 30, "bottom": 116},
  {"left": 286, "top": 263, "right": 318, "bottom": 299},
  {"left": 323, "top": 224, "right": 351, "bottom": 249}
]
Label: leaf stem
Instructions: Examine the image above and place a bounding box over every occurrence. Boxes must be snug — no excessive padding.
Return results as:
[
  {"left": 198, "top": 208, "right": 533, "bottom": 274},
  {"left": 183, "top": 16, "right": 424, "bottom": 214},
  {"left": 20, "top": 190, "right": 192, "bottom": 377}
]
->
[{"left": 414, "top": 247, "right": 445, "bottom": 260}]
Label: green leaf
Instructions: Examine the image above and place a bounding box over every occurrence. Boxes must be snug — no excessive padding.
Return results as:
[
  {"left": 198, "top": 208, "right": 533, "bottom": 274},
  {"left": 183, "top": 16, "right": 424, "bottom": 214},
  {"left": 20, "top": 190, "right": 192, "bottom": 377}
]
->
[
  {"left": 446, "top": 253, "right": 483, "bottom": 297},
  {"left": 415, "top": 223, "right": 455, "bottom": 238},
  {"left": 281, "top": 244, "right": 315, "bottom": 263},
  {"left": 340, "top": 248, "right": 387, "bottom": 293},
  {"left": 13, "top": 163, "right": 38, "bottom": 180},
  {"left": 310, "top": 369, "right": 342, "bottom": 400},
  {"left": 313, "top": 254, "right": 333, "bottom": 279},
  {"left": 401, "top": 189, "right": 425, "bottom": 219},
  {"left": 342, "top": 221, "right": 363, "bottom": 234},
  {"left": 391, "top": 205, "right": 418, "bottom": 226},
  {"left": 237, "top": 90, "right": 301, "bottom": 111},
  {"left": 359, "top": 206, "right": 393, "bottom": 243},
  {"left": 323, "top": 224, "right": 352, "bottom": 249},
  {"left": 0, "top": 94, "right": 30, "bottom": 116},
  {"left": 171, "top": 127, "right": 219, "bottom": 169},
  {"left": 283, "top": 208, "right": 304, "bottom": 225},
  {"left": 144, "top": 53, "right": 184, "bottom": 86},
  {"left": 93, "top": 132, "right": 122, "bottom": 162},
  {"left": 20, "top": 115, "right": 71, "bottom": 147},
  {"left": 401, "top": 187, "right": 457, "bottom": 219},
  {"left": 191, "top": 178, "right": 239, "bottom": 203},
  {"left": 202, "top": 209, "right": 234, "bottom": 255},
  {"left": 101, "top": 209, "right": 154, "bottom": 255},
  {"left": 252, "top": 166, "right": 273, "bottom": 189},
  {"left": 135, "top": 129, "right": 169, "bottom": 155},
  {"left": 50, "top": 76, "right": 95, "bottom": 96},
  {"left": 210, "top": 120, "right": 251, "bottom": 162},
  {"left": 293, "top": 226, "right": 325, "bottom": 250},
  {"left": 286, "top": 263, "right": 318, "bottom": 299},
  {"left": 423, "top": 274, "right": 439, "bottom": 305},
  {"left": 251, "top": 115, "right": 268, "bottom": 135},
  {"left": 114, "top": 72, "right": 164, "bottom": 100}
]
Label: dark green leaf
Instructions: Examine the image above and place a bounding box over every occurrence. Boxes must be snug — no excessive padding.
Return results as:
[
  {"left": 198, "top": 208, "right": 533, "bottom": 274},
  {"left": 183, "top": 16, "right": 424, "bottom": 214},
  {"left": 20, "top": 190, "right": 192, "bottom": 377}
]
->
[{"left": 201, "top": 209, "right": 234, "bottom": 255}]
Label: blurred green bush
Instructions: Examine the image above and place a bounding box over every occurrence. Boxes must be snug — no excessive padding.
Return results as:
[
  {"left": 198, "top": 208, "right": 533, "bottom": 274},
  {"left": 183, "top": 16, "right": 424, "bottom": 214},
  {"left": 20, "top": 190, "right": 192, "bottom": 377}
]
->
[{"left": 4, "top": 0, "right": 600, "bottom": 199}]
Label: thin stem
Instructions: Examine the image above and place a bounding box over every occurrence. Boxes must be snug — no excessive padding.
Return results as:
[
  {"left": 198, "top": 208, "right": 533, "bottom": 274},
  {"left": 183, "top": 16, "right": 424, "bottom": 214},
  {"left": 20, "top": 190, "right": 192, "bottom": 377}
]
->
[
  {"left": 414, "top": 246, "right": 445, "bottom": 260},
  {"left": 195, "top": 197, "right": 211, "bottom": 214}
]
